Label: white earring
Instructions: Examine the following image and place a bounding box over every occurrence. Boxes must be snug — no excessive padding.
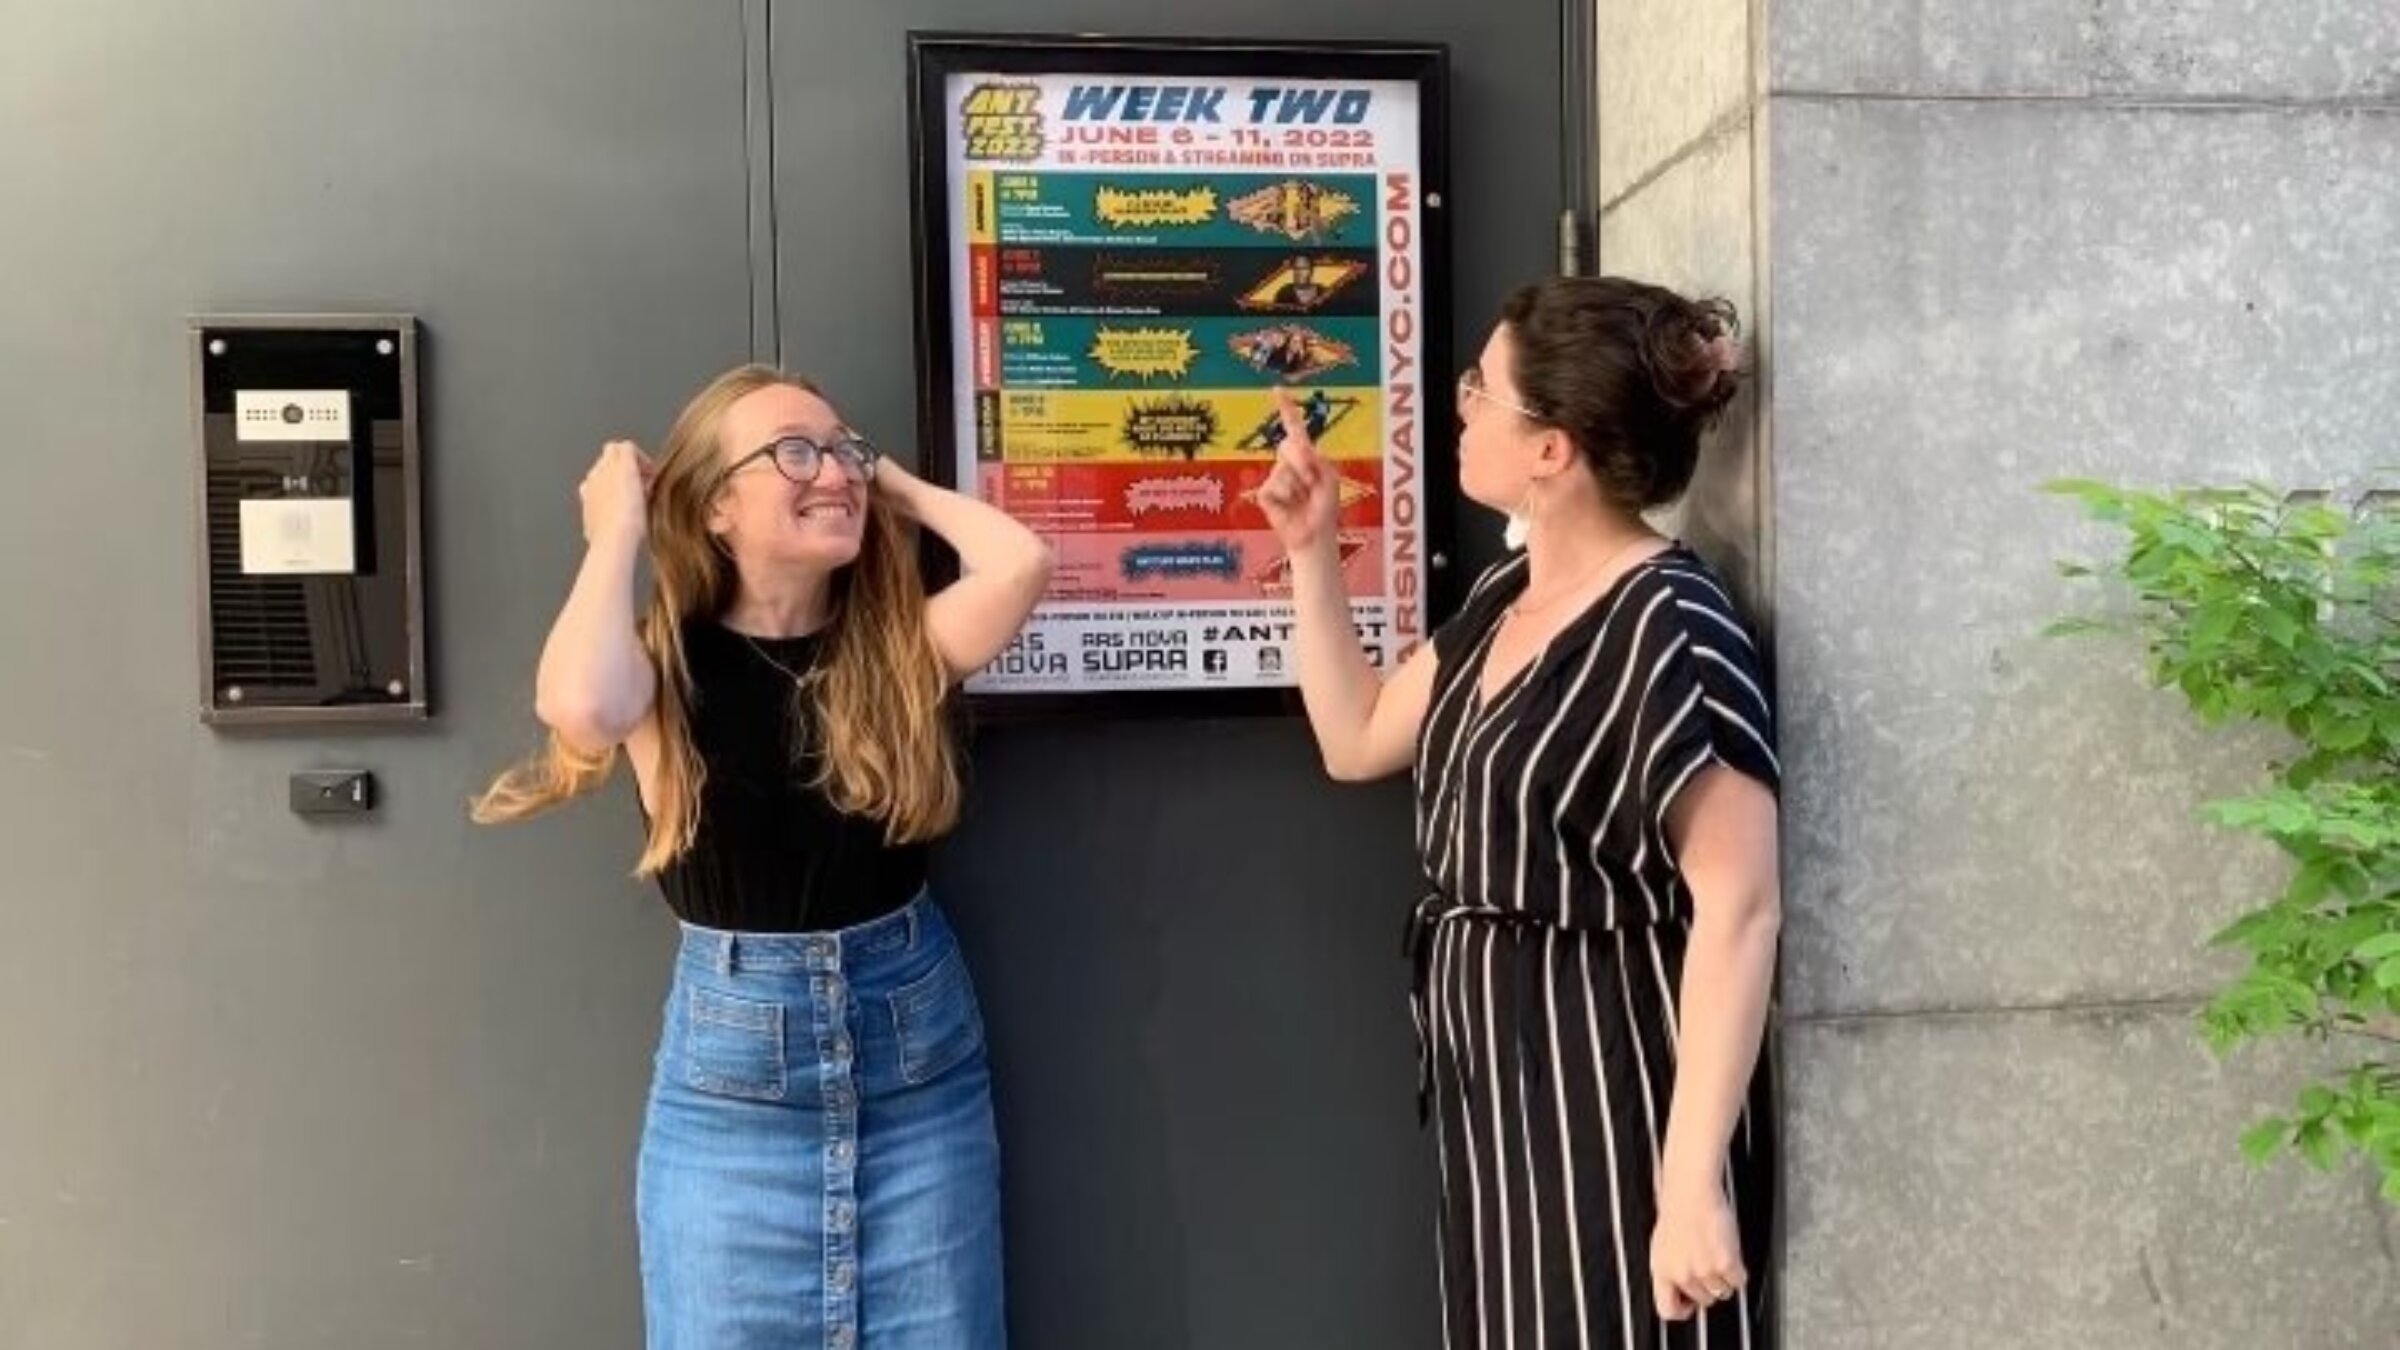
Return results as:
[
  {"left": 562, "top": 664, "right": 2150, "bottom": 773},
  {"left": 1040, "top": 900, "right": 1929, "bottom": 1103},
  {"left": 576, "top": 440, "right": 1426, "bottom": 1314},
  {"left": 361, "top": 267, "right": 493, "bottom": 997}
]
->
[{"left": 1502, "top": 481, "right": 1536, "bottom": 551}]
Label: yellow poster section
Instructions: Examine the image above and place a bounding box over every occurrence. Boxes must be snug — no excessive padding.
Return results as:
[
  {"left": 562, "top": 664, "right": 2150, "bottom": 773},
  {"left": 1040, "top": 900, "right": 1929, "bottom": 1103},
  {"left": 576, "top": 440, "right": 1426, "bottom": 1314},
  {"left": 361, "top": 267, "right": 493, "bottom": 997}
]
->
[
  {"left": 966, "top": 171, "right": 995, "bottom": 246},
  {"left": 996, "top": 387, "right": 1383, "bottom": 464}
]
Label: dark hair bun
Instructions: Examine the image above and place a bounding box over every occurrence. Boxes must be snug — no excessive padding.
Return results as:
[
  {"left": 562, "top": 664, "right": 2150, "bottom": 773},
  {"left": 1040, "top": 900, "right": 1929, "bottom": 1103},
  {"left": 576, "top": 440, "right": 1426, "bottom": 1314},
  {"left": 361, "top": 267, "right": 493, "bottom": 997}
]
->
[
  {"left": 1498, "top": 277, "right": 1742, "bottom": 513},
  {"left": 1641, "top": 297, "right": 1742, "bottom": 425}
]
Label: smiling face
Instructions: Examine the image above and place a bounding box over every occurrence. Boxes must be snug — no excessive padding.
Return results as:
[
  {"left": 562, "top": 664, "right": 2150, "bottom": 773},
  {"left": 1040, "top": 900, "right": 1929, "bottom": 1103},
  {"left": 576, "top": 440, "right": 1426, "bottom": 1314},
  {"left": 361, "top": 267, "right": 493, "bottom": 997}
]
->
[{"left": 705, "top": 382, "right": 873, "bottom": 573}]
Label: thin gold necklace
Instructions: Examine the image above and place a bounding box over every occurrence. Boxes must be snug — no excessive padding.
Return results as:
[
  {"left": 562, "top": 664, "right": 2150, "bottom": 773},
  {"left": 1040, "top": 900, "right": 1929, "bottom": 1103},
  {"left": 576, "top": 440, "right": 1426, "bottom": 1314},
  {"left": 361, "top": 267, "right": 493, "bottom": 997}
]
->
[
  {"left": 1508, "top": 533, "right": 1659, "bottom": 620},
  {"left": 738, "top": 631, "right": 815, "bottom": 690}
]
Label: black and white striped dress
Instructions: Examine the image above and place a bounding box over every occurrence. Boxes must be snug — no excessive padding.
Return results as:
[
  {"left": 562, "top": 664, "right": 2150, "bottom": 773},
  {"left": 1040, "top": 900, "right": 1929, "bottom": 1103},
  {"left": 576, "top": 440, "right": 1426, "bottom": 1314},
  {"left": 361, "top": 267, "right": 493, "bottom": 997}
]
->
[{"left": 1409, "top": 545, "right": 1779, "bottom": 1350}]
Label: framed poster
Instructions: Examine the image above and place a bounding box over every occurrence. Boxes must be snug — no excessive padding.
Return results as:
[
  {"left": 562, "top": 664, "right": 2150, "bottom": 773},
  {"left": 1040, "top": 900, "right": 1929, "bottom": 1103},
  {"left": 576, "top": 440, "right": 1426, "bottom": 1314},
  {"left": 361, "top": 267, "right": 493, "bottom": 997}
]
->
[{"left": 907, "top": 33, "right": 1456, "bottom": 718}]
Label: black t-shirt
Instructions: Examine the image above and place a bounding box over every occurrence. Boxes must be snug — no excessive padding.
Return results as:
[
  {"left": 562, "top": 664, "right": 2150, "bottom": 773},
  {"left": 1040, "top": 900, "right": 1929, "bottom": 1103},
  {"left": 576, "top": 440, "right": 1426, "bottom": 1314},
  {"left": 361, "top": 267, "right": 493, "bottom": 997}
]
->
[{"left": 652, "top": 619, "right": 930, "bottom": 932}]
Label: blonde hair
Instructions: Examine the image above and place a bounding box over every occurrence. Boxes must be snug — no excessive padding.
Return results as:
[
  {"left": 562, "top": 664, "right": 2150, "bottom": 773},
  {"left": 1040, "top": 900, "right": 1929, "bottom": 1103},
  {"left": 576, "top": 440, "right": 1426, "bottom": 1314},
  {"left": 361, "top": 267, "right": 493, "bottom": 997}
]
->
[{"left": 471, "top": 365, "right": 961, "bottom": 874}]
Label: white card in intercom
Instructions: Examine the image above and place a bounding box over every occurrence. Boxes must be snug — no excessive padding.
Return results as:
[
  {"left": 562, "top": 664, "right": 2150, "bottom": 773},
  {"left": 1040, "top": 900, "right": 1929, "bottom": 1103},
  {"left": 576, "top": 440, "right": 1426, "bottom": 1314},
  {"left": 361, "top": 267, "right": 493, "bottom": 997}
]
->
[{"left": 238, "top": 498, "right": 357, "bottom": 575}]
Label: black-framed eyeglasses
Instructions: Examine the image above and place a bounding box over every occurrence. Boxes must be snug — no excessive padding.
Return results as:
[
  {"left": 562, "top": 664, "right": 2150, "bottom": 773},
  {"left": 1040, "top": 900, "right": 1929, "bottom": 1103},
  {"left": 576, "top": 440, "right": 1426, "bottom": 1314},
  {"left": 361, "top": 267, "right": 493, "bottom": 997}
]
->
[{"left": 723, "top": 432, "right": 882, "bottom": 486}]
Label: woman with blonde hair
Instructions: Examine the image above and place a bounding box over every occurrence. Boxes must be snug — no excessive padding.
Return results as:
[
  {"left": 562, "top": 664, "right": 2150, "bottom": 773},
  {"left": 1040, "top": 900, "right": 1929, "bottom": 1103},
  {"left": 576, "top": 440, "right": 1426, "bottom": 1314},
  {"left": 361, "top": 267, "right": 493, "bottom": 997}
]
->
[{"left": 477, "top": 364, "right": 1051, "bottom": 1350}]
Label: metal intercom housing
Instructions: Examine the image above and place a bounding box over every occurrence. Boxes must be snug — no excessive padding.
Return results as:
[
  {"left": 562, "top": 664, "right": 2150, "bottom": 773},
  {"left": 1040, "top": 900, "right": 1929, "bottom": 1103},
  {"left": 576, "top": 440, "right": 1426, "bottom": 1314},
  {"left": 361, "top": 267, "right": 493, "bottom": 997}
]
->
[{"left": 190, "top": 315, "right": 428, "bottom": 725}]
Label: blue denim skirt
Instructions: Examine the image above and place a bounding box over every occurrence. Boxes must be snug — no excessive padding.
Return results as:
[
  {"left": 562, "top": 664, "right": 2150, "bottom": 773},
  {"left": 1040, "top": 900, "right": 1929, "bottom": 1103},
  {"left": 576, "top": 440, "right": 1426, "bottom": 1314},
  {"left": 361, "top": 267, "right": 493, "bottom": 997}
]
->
[{"left": 636, "top": 894, "right": 1006, "bottom": 1349}]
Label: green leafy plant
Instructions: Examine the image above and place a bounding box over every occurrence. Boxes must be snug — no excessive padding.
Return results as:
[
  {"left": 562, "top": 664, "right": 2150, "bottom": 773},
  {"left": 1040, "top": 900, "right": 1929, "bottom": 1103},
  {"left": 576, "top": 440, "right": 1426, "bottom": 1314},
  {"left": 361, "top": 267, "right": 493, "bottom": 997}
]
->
[{"left": 2047, "top": 480, "right": 2400, "bottom": 1200}]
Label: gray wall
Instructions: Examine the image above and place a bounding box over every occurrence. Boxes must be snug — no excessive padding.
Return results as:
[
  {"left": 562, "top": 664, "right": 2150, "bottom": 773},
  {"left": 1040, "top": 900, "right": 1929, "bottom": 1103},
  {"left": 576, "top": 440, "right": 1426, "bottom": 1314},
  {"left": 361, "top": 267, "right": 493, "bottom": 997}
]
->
[
  {"left": 1765, "top": 3, "right": 2400, "bottom": 1346},
  {"left": 1592, "top": 0, "right": 1769, "bottom": 620},
  {"left": 0, "top": 2, "right": 1555, "bottom": 1348}
]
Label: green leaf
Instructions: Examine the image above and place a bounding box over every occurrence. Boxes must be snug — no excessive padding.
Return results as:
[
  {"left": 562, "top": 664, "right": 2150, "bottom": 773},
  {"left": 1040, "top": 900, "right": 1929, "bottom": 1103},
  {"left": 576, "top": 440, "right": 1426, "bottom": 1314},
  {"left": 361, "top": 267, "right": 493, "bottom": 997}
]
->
[
  {"left": 2288, "top": 864, "right": 2335, "bottom": 908},
  {"left": 2320, "top": 716, "right": 2377, "bottom": 753},
  {"left": 2286, "top": 753, "right": 2336, "bottom": 791},
  {"left": 2192, "top": 604, "right": 2243, "bottom": 651},
  {"left": 2159, "top": 520, "right": 2227, "bottom": 558},
  {"left": 2296, "top": 1119, "right": 2344, "bottom": 1170},
  {"left": 2211, "top": 907, "right": 2292, "bottom": 950},
  {"left": 2043, "top": 617, "right": 2113, "bottom": 639},
  {"left": 2240, "top": 1117, "right": 2290, "bottom": 1164},
  {"left": 2042, "top": 477, "right": 2115, "bottom": 499}
]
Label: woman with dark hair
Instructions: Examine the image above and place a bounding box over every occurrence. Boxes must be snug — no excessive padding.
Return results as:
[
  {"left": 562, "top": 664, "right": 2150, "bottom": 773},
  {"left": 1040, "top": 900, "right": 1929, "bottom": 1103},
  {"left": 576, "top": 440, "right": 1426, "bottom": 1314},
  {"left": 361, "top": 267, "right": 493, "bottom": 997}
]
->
[{"left": 1261, "top": 277, "right": 1781, "bottom": 1348}]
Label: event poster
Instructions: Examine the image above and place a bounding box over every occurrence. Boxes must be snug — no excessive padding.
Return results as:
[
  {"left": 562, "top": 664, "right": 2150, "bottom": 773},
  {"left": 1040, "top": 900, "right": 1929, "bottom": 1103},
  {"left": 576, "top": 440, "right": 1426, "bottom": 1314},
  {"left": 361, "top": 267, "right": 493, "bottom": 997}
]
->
[{"left": 915, "top": 41, "right": 1447, "bottom": 702}]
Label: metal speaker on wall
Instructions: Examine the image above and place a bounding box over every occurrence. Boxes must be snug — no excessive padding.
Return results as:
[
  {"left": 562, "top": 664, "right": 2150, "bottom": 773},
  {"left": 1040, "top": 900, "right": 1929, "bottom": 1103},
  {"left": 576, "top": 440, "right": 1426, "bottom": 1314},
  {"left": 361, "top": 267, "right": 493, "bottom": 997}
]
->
[{"left": 189, "top": 314, "right": 428, "bottom": 726}]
